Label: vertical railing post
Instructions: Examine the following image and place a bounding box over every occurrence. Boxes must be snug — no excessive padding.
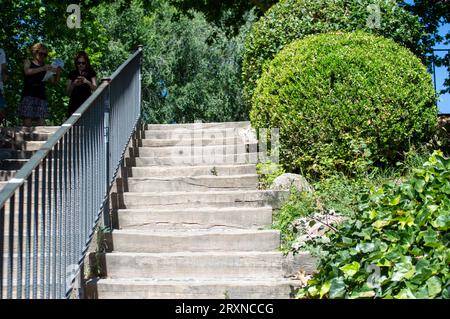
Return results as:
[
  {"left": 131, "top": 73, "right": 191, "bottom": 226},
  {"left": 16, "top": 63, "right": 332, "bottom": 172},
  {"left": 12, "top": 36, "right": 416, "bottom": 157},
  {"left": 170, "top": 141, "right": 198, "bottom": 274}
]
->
[
  {"left": 102, "top": 78, "right": 112, "bottom": 230},
  {"left": 0, "top": 48, "right": 142, "bottom": 300},
  {"left": 138, "top": 45, "right": 143, "bottom": 116}
]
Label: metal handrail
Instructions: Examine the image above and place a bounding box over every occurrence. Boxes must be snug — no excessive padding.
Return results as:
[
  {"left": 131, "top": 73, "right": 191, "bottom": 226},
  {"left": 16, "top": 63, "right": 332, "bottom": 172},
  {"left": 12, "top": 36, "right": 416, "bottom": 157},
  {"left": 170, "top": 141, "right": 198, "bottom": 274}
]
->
[
  {"left": 0, "top": 84, "right": 108, "bottom": 205},
  {"left": 0, "top": 46, "right": 143, "bottom": 299}
]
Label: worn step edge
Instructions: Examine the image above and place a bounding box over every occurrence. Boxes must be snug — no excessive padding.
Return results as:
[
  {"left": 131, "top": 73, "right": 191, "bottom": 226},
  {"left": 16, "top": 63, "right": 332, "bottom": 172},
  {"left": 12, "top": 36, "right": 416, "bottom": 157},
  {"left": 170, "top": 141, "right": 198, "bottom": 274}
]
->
[{"left": 91, "top": 277, "right": 300, "bottom": 299}]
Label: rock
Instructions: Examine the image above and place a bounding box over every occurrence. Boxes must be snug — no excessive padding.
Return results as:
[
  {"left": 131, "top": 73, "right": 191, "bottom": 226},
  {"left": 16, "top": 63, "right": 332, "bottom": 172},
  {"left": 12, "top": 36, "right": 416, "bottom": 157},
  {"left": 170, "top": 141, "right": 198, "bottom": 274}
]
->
[
  {"left": 270, "top": 173, "right": 314, "bottom": 192},
  {"left": 291, "top": 210, "right": 346, "bottom": 250},
  {"left": 282, "top": 251, "right": 318, "bottom": 277}
]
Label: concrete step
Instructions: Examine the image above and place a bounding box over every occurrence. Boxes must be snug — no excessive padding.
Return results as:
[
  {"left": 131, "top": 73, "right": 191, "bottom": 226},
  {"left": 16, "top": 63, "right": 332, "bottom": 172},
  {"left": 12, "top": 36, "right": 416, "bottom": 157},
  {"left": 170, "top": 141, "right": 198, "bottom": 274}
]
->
[
  {"left": 130, "top": 164, "right": 256, "bottom": 177},
  {"left": 137, "top": 144, "right": 257, "bottom": 158},
  {"left": 144, "top": 127, "right": 256, "bottom": 140},
  {"left": 111, "top": 229, "right": 280, "bottom": 253},
  {"left": 0, "top": 154, "right": 64, "bottom": 171},
  {"left": 12, "top": 131, "right": 53, "bottom": 142},
  {"left": 0, "top": 150, "right": 35, "bottom": 160},
  {"left": 105, "top": 251, "right": 284, "bottom": 279},
  {"left": 0, "top": 159, "right": 29, "bottom": 170},
  {"left": 126, "top": 175, "right": 258, "bottom": 193},
  {"left": 121, "top": 190, "right": 288, "bottom": 209},
  {"left": 21, "top": 141, "right": 46, "bottom": 152},
  {"left": 141, "top": 137, "right": 246, "bottom": 147},
  {"left": 117, "top": 207, "right": 272, "bottom": 231},
  {"left": 1, "top": 126, "right": 59, "bottom": 136},
  {"left": 145, "top": 121, "right": 250, "bottom": 130},
  {"left": 133, "top": 152, "right": 262, "bottom": 166},
  {"left": 93, "top": 277, "right": 299, "bottom": 299},
  {"left": 0, "top": 170, "right": 16, "bottom": 181}
]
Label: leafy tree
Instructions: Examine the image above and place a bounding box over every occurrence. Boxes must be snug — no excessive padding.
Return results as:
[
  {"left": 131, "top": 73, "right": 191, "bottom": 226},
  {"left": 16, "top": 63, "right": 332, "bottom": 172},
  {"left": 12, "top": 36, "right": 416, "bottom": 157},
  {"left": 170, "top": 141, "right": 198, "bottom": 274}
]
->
[
  {"left": 1, "top": 0, "right": 254, "bottom": 124},
  {"left": 169, "top": 0, "right": 276, "bottom": 32},
  {"left": 92, "top": 0, "right": 255, "bottom": 123},
  {"left": 242, "top": 0, "right": 427, "bottom": 104},
  {"left": 400, "top": 0, "right": 450, "bottom": 93},
  {"left": 0, "top": 0, "right": 109, "bottom": 124}
]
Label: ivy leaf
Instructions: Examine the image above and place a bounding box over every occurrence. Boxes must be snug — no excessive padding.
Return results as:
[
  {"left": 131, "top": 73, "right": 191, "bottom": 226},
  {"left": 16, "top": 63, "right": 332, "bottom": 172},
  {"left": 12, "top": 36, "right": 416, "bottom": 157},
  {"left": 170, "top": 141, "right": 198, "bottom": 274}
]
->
[
  {"left": 415, "top": 209, "right": 432, "bottom": 227},
  {"left": 411, "top": 259, "right": 432, "bottom": 284},
  {"left": 420, "top": 229, "right": 441, "bottom": 248},
  {"left": 307, "top": 285, "right": 319, "bottom": 297},
  {"left": 373, "top": 219, "right": 390, "bottom": 230},
  {"left": 339, "top": 261, "right": 360, "bottom": 277},
  {"left": 349, "top": 289, "right": 376, "bottom": 299},
  {"left": 389, "top": 195, "right": 401, "bottom": 206},
  {"left": 329, "top": 277, "right": 346, "bottom": 299},
  {"left": 394, "top": 287, "right": 417, "bottom": 299},
  {"left": 432, "top": 214, "right": 450, "bottom": 231},
  {"left": 356, "top": 242, "right": 376, "bottom": 253},
  {"left": 413, "top": 179, "right": 426, "bottom": 193},
  {"left": 414, "top": 285, "right": 430, "bottom": 299},
  {"left": 396, "top": 215, "right": 415, "bottom": 229},
  {"left": 392, "top": 257, "right": 415, "bottom": 281},
  {"left": 319, "top": 282, "right": 331, "bottom": 298},
  {"left": 426, "top": 276, "right": 442, "bottom": 298}
]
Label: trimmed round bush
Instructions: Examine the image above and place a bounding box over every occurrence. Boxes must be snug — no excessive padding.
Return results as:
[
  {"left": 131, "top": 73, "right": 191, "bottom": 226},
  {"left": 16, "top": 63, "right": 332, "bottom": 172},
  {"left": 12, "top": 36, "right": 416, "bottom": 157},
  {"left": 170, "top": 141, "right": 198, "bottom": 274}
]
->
[
  {"left": 250, "top": 32, "right": 437, "bottom": 177},
  {"left": 243, "top": 0, "right": 425, "bottom": 102}
]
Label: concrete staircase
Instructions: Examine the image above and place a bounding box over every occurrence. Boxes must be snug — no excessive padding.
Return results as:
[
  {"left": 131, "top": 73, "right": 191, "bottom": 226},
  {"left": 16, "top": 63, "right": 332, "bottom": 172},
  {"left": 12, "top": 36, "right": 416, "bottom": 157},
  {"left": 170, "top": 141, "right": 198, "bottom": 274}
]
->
[
  {"left": 0, "top": 127, "right": 59, "bottom": 189},
  {"left": 92, "top": 121, "right": 302, "bottom": 299}
]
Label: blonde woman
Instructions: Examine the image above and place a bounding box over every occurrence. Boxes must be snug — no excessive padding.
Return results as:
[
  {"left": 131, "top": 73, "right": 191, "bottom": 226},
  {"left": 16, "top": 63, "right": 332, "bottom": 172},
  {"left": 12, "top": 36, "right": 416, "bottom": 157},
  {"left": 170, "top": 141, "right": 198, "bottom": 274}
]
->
[{"left": 19, "top": 43, "right": 61, "bottom": 127}]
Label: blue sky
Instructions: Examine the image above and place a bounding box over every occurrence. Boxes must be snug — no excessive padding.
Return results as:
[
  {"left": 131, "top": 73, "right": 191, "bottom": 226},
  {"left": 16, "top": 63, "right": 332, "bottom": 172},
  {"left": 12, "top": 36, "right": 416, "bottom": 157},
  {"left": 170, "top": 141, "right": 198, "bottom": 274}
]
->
[
  {"left": 433, "top": 23, "right": 450, "bottom": 114},
  {"left": 403, "top": 0, "right": 450, "bottom": 114}
]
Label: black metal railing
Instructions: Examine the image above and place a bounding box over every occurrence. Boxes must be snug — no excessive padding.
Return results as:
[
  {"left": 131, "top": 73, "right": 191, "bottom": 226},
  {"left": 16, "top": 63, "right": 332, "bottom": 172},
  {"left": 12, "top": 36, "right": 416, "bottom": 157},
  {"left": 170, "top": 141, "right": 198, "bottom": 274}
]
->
[{"left": 0, "top": 47, "right": 142, "bottom": 299}]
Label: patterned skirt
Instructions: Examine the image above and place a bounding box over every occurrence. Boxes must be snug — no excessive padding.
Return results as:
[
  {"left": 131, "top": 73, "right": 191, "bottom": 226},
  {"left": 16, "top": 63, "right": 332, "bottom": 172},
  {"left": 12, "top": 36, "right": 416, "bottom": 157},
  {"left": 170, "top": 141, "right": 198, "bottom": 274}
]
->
[{"left": 19, "top": 96, "right": 49, "bottom": 119}]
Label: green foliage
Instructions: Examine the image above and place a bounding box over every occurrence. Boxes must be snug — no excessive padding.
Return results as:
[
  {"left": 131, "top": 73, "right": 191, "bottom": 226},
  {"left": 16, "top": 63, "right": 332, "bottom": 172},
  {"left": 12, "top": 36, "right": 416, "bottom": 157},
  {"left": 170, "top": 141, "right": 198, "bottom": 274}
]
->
[
  {"left": 168, "top": 0, "right": 276, "bottom": 34},
  {"left": 250, "top": 32, "right": 437, "bottom": 178},
  {"left": 274, "top": 174, "right": 376, "bottom": 254},
  {"left": 0, "top": 0, "right": 110, "bottom": 125},
  {"left": 242, "top": 0, "right": 426, "bottom": 102},
  {"left": 256, "top": 161, "right": 285, "bottom": 189},
  {"left": 92, "top": 0, "right": 255, "bottom": 123},
  {"left": 400, "top": 0, "right": 450, "bottom": 93},
  {"left": 298, "top": 151, "right": 450, "bottom": 299},
  {"left": 273, "top": 189, "right": 317, "bottom": 253},
  {"left": 274, "top": 148, "right": 433, "bottom": 255},
  {"left": 1, "top": 0, "right": 256, "bottom": 125}
]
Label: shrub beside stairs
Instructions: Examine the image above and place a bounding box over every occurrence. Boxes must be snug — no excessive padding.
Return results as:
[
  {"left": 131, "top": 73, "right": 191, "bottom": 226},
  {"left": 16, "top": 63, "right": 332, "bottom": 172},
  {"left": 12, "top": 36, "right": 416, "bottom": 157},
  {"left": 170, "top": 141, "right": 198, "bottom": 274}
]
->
[{"left": 89, "top": 121, "right": 308, "bottom": 299}]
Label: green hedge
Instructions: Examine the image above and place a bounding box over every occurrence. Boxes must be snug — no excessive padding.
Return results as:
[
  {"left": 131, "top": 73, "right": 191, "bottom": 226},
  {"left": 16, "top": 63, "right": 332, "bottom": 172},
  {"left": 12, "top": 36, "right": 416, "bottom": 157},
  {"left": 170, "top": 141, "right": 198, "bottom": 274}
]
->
[
  {"left": 298, "top": 151, "right": 450, "bottom": 299},
  {"left": 242, "top": 0, "right": 425, "bottom": 103},
  {"left": 250, "top": 32, "right": 437, "bottom": 177}
]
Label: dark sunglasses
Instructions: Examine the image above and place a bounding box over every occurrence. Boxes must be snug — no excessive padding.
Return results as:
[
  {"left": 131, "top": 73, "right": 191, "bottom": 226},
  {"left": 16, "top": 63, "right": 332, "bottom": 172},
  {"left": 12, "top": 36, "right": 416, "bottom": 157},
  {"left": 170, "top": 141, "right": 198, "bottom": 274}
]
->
[
  {"left": 76, "top": 61, "right": 86, "bottom": 65},
  {"left": 38, "top": 52, "right": 48, "bottom": 57}
]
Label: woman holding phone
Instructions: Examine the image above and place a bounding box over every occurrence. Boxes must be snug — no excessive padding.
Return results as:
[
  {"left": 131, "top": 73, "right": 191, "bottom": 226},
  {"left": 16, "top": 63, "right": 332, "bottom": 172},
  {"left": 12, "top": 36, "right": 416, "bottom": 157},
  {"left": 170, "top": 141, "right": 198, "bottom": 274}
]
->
[
  {"left": 20, "top": 43, "right": 62, "bottom": 127},
  {"left": 66, "top": 51, "right": 97, "bottom": 117}
]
